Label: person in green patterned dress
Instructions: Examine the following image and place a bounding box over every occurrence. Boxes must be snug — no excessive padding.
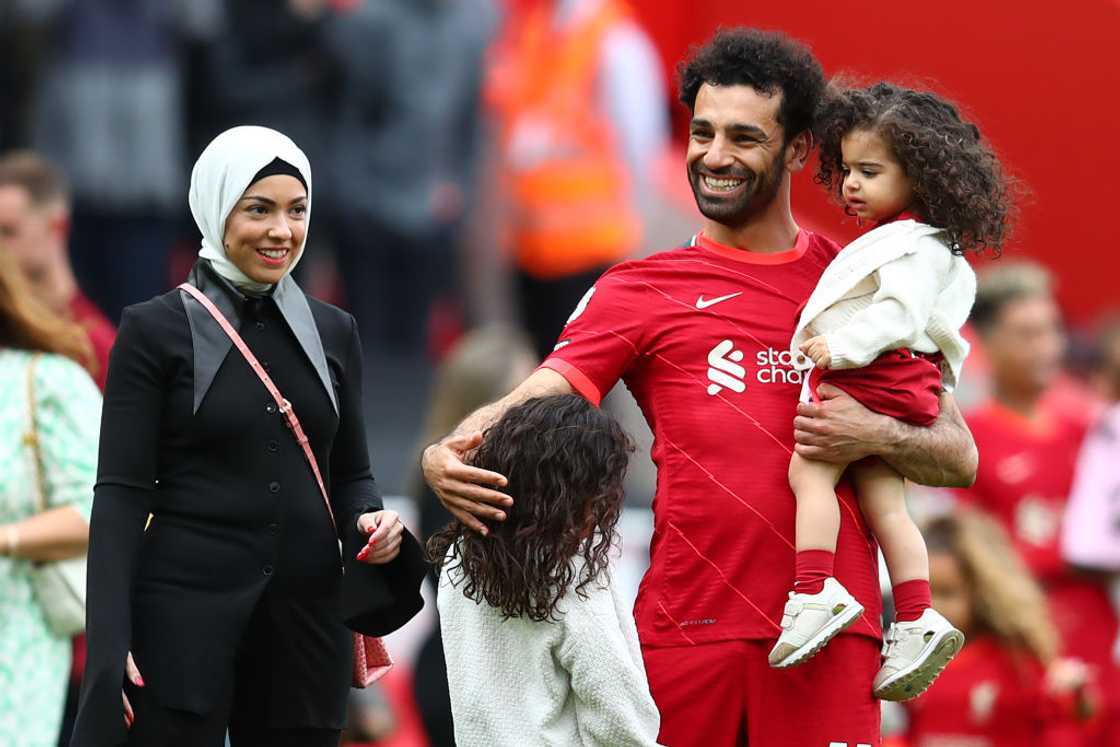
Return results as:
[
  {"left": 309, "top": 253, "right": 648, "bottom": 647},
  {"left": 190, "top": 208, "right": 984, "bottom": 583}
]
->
[{"left": 0, "top": 250, "right": 101, "bottom": 746}]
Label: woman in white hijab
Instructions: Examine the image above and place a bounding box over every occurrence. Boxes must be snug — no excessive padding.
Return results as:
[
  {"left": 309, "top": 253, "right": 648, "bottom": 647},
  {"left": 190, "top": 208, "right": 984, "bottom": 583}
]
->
[{"left": 71, "top": 126, "right": 426, "bottom": 747}]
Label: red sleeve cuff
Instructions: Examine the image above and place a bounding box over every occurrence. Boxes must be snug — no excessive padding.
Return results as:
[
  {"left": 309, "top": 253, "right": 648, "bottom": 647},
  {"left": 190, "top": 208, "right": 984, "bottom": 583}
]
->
[{"left": 538, "top": 358, "right": 603, "bottom": 407}]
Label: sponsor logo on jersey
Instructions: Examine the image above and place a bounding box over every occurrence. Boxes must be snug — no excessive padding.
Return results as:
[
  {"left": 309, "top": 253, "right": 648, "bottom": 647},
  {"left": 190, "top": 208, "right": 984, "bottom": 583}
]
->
[
  {"left": 707, "top": 342, "right": 806, "bottom": 395},
  {"left": 755, "top": 348, "right": 806, "bottom": 385},
  {"left": 707, "top": 340, "right": 746, "bottom": 395}
]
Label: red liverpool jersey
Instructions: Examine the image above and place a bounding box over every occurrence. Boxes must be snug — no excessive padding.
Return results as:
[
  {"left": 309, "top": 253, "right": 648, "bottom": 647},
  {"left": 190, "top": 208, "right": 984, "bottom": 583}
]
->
[
  {"left": 958, "top": 402, "right": 1089, "bottom": 583},
  {"left": 957, "top": 403, "right": 1116, "bottom": 690},
  {"left": 905, "top": 636, "right": 1083, "bottom": 747},
  {"left": 541, "top": 230, "right": 882, "bottom": 646}
]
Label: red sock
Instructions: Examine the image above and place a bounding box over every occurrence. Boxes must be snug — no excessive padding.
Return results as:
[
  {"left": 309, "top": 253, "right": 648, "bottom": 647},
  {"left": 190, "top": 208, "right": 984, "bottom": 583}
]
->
[
  {"left": 794, "top": 550, "right": 835, "bottom": 594},
  {"left": 893, "top": 579, "right": 932, "bottom": 622}
]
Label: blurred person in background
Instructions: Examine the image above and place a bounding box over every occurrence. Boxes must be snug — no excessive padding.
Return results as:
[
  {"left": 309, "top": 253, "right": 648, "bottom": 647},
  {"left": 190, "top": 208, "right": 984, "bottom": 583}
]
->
[
  {"left": 10, "top": 0, "right": 221, "bottom": 324},
  {"left": 286, "top": 0, "right": 497, "bottom": 356},
  {"left": 1088, "top": 313, "right": 1120, "bottom": 402},
  {"left": 0, "top": 150, "right": 116, "bottom": 747},
  {"left": 486, "top": 0, "right": 670, "bottom": 360},
  {"left": 0, "top": 1, "right": 47, "bottom": 152},
  {"left": 409, "top": 325, "right": 536, "bottom": 747},
  {"left": 957, "top": 260, "right": 1118, "bottom": 745},
  {"left": 341, "top": 686, "right": 396, "bottom": 746},
  {"left": 0, "top": 151, "right": 115, "bottom": 389},
  {"left": 0, "top": 250, "right": 101, "bottom": 747},
  {"left": 901, "top": 511, "right": 1095, "bottom": 746},
  {"left": 1062, "top": 381, "right": 1120, "bottom": 664},
  {"left": 202, "top": 0, "right": 340, "bottom": 211}
]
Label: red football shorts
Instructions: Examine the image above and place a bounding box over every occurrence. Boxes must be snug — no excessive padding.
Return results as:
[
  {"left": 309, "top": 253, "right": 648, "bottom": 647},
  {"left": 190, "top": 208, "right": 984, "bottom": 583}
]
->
[
  {"left": 810, "top": 349, "right": 942, "bottom": 427},
  {"left": 643, "top": 635, "right": 881, "bottom": 746}
]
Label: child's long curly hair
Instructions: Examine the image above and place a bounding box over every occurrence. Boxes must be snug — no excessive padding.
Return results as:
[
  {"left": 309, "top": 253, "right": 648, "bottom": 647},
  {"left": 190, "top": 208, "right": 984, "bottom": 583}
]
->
[
  {"left": 925, "top": 510, "right": 1059, "bottom": 664},
  {"left": 815, "top": 81, "right": 1015, "bottom": 254},
  {"left": 427, "top": 394, "right": 633, "bottom": 622}
]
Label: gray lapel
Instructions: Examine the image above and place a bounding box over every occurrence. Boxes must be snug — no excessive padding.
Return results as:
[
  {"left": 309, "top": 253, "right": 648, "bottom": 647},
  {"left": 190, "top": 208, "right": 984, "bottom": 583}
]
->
[
  {"left": 180, "top": 262, "right": 339, "bottom": 415},
  {"left": 272, "top": 274, "right": 339, "bottom": 414},
  {"left": 181, "top": 263, "right": 238, "bottom": 415}
]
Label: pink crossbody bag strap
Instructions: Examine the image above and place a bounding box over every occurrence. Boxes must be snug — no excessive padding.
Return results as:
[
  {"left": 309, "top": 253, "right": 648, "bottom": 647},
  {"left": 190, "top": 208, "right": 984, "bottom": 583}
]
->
[
  {"left": 179, "top": 283, "right": 393, "bottom": 688},
  {"left": 179, "top": 283, "right": 336, "bottom": 530}
]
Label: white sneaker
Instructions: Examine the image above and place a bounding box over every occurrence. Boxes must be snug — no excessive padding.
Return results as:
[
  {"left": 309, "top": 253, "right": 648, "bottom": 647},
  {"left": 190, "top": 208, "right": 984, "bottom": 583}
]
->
[
  {"left": 768, "top": 577, "right": 865, "bottom": 668},
  {"left": 873, "top": 608, "right": 965, "bottom": 701}
]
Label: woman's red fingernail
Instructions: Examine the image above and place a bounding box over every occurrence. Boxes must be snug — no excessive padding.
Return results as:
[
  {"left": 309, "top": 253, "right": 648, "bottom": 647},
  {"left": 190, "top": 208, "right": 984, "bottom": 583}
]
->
[
  {"left": 356, "top": 548, "right": 369, "bottom": 560},
  {"left": 136, "top": 676, "right": 145, "bottom": 687}
]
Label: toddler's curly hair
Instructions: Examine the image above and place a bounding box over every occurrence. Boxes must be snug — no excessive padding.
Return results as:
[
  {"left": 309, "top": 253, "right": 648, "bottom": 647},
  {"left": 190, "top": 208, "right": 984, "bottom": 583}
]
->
[{"left": 815, "top": 82, "right": 1015, "bottom": 254}]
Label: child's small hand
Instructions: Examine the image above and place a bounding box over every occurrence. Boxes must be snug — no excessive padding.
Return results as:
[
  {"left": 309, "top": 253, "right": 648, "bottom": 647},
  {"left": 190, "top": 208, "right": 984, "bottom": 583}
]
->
[{"left": 799, "top": 336, "right": 832, "bottom": 369}]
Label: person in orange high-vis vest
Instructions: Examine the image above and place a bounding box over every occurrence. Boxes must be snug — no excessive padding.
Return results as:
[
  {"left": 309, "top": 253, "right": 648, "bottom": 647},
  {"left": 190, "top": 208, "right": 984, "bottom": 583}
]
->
[{"left": 487, "top": 0, "right": 665, "bottom": 360}]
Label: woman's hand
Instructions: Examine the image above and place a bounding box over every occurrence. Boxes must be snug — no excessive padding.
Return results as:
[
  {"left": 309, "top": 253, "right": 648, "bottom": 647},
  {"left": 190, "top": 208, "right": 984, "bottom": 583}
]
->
[
  {"left": 355, "top": 510, "right": 404, "bottom": 564},
  {"left": 421, "top": 433, "right": 511, "bottom": 537},
  {"left": 122, "top": 651, "right": 144, "bottom": 729},
  {"left": 799, "top": 336, "right": 832, "bottom": 369}
]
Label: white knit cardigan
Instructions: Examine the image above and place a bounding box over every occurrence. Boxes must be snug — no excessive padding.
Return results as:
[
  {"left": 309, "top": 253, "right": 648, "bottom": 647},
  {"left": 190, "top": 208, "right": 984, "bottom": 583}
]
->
[
  {"left": 439, "top": 554, "right": 663, "bottom": 747},
  {"left": 790, "top": 220, "right": 976, "bottom": 392}
]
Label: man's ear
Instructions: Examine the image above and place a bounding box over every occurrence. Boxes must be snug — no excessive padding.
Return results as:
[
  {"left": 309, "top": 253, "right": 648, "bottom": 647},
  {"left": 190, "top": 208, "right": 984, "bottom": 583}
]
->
[{"left": 785, "top": 130, "right": 814, "bottom": 173}]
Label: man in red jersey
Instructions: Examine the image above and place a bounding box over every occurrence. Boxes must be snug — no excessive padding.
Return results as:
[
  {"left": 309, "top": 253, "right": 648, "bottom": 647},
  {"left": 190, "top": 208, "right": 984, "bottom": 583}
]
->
[
  {"left": 0, "top": 151, "right": 115, "bottom": 389},
  {"left": 957, "top": 262, "right": 1118, "bottom": 746},
  {"left": 424, "top": 29, "right": 978, "bottom": 746}
]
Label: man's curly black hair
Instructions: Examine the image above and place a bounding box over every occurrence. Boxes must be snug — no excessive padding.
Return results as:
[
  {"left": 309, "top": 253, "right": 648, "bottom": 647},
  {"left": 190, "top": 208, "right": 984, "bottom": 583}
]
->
[
  {"left": 427, "top": 394, "right": 633, "bottom": 622},
  {"left": 677, "top": 28, "right": 825, "bottom": 143},
  {"left": 815, "top": 82, "right": 1015, "bottom": 254}
]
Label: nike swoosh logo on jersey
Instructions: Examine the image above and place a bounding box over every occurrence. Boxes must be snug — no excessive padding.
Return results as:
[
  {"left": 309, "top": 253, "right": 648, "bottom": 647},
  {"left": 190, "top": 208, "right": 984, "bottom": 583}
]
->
[{"left": 695, "top": 292, "right": 742, "bottom": 309}]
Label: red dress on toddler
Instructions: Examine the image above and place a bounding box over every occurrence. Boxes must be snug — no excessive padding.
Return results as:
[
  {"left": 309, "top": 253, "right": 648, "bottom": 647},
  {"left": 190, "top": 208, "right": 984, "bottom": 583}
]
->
[{"left": 808, "top": 348, "right": 944, "bottom": 426}]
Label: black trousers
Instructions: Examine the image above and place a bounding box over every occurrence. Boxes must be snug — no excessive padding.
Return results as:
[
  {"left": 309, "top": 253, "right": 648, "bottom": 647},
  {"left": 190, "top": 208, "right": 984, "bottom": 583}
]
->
[
  {"left": 516, "top": 265, "right": 609, "bottom": 362},
  {"left": 123, "top": 590, "right": 344, "bottom": 747},
  {"left": 124, "top": 684, "right": 341, "bottom": 747}
]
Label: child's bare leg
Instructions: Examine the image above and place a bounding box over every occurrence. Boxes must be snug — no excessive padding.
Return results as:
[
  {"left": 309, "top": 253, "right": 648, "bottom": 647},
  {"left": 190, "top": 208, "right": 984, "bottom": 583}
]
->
[
  {"left": 851, "top": 458, "right": 928, "bottom": 585},
  {"left": 769, "top": 454, "right": 865, "bottom": 668},
  {"left": 852, "top": 458, "right": 963, "bottom": 700},
  {"left": 788, "top": 453, "right": 846, "bottom": 554}
]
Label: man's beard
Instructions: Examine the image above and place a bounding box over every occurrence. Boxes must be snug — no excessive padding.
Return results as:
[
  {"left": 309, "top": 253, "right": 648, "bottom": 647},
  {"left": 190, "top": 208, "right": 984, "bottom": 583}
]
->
[{"left": 688, "top": 153, "right": 785, "bottom": 229}]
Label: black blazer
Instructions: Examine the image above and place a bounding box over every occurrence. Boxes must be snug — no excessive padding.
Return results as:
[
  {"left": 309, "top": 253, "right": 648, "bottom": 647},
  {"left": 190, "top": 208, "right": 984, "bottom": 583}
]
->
[{"left": 71, "top": 262, "right": 425, "bottom": 746}]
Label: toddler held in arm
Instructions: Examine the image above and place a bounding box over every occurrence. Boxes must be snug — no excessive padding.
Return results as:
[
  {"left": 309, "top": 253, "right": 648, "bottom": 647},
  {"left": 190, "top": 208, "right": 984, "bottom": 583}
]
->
[{"left": 768, "top": 82, "right": 1013, "bottom": 703}]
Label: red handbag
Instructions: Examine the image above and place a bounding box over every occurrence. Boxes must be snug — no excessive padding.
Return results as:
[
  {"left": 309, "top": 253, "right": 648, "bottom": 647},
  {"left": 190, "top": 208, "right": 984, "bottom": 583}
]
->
[{"left": 179, "top": 282, "right": 393, "bottom": 688}]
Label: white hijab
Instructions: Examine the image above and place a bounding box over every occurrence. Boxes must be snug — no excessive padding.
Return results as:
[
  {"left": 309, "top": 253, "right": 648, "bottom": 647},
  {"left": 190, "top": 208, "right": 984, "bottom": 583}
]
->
[{"left": 188, "top": 126, "right": 312, "bottom": 293}]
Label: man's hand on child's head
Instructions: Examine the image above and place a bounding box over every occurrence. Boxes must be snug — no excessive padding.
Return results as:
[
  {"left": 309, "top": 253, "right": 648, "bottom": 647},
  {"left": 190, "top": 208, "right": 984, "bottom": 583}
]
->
[
  {"left": 422, "top": 432, "right": 512, "bottom": 537},
  {"left": 799, "top": 336, "right": 832, "bottom": 369}
]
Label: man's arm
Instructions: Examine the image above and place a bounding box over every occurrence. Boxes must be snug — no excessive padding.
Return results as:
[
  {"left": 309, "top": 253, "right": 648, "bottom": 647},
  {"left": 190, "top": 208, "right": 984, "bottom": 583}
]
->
[
  {"left": 421, "top": 367, "right": 573, "bottom": 534},
  {"left": 793, "top": 384, "right": 978, "bottom": 488}
]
